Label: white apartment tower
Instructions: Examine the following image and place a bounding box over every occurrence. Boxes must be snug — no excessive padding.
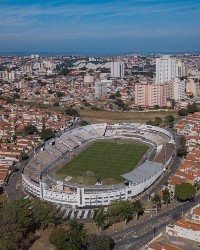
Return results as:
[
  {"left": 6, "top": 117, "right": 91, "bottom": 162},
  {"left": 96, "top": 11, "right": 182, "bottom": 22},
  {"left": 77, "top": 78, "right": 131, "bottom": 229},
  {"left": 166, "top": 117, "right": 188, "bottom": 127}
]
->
[
  {"left": 156, "top": 55, "right": 177, "bottom": 83},
  {"left": 95, "top": 81, "right": 107, "bottom": 98},
  {"left": 172, "top": 78, "right": 186, "bottom": 102},
  {"left": 176, "top": 60, "right": 188, "bottom": 77},
  {"left": 111, "top": 59, "right": 124, "bottom": 78},
  {"left": 2, "top": 70, "right": 15, "bottom": 81}
]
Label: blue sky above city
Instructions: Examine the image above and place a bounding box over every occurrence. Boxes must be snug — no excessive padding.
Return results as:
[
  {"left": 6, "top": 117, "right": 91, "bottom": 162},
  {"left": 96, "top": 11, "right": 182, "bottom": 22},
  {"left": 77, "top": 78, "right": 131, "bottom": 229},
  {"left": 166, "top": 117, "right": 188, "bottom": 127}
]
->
[{"left": 0, "top": 0, "right": 200, "bottom": 53}]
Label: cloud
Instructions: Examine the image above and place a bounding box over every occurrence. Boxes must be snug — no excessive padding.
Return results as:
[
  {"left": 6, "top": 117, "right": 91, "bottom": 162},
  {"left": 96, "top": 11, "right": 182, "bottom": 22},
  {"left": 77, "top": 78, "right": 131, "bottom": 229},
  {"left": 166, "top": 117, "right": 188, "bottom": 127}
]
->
[{"left": 0, "top": 0, "right": 199, "bottom": 51}]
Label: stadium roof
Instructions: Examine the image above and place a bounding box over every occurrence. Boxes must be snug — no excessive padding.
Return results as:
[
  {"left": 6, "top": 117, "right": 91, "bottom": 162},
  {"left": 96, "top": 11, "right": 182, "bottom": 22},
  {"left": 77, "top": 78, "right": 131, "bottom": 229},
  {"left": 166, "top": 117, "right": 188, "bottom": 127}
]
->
[{"left": 121, "top": 161, "right": 164, "bottom": 184}]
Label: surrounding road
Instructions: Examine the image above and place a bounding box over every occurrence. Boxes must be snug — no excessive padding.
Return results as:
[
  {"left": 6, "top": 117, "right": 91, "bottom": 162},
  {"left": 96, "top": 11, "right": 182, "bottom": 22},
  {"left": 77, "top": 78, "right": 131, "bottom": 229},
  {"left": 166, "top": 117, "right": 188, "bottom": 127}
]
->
[
  {"left": 112, "top": 193, "right": 200, "bottom": 249},
  {"left": 5, "top": 159, "right": 28, "bottom": 200}
]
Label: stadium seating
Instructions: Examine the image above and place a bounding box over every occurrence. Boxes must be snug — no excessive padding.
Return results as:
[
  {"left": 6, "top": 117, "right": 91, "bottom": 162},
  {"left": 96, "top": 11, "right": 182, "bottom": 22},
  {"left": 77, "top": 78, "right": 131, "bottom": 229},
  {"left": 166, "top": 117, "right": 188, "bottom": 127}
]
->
[{"left": 24, "top": 123, "right": 172, "bottom": 186}]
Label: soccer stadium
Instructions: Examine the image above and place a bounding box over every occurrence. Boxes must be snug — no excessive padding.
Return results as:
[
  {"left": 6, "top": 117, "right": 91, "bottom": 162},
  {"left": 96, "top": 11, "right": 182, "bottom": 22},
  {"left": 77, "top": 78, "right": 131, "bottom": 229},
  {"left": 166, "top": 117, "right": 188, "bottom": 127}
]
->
[{"left": 22, "top": 123, "right": 175, "bottom": 208}]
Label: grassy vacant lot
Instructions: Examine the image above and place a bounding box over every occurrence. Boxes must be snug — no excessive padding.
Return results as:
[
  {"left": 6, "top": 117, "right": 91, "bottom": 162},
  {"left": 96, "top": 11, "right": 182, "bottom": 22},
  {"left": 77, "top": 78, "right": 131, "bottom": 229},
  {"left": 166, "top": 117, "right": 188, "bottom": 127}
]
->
[
  {"left": 55, "top": 140, "right": 148, "bottom": 185},
  {"left": 79, "top": 109, "right": 178, "bottom": 123}
]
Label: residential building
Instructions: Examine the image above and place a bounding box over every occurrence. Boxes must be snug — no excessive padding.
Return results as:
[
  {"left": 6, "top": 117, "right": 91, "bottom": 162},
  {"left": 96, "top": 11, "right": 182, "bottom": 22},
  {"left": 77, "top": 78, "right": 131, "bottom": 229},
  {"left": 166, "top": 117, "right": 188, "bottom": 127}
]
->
[
  {"left": 166, "top": 219, "right": 200, "bottom": 242},
  {"left": 172, "top": 78, "right": 186, "bottom": 102},
  {"left": 176, "top": 60, "right": 188, "bottom": 77},
  {"left": 191, "top": 206, "right": 200, "bottom": 222},
  {"left": 84, "top": 73, "right": 95, "bottom": 84},
  {"left": 95, "top": 81, "right": 107, "bottom": 98},
  {"left": 186, "top": 77, "right": 200, "bottom": 97},
  {"left": 135, "top": 83, "right": 168, "bottom": 107},
  {"left": 2, "top": 70, "right": 15, "bottom": 81},
  {"left": 21, "top": 65, "right": 32, "bottom": 73},
  {"left": 111, "top": 59, "right": 124, "bottom": 78},
  {"left": 156, "top": 55, "right": 177, "bottom": 83}
]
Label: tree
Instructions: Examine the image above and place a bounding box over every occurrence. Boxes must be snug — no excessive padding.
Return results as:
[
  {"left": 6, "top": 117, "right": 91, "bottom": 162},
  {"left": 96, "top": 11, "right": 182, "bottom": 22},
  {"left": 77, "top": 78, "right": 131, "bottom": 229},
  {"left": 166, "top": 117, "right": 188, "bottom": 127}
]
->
[
  {"left": 48, "top": 89, "right": 54, "bottom": 94},
  {"left": 10, "top": 165, "right": 19, "bottom": 172},
  {"left": 133, "top": 200, "right": 144, "bottom": 220},
  {"left": 15, "top": 88, "right": 20, "bottom": 93},
  {"left": 23, "top": 124, "right": 38, "bottom": 135},
  {"left": 177, "top": 146, "right": 187, "bottom": 157},
  {"left": 0, "top": 199, "right": 34, "bottom": 250},
  {"left": 13, "top": 93, "right": 20, "bottom": 100},
  {"left": 162, "top": 188, "right": 170, "bottom": 206},
  {"left": 115, "top": 91, "right": 121, "bottom": 98},
  {"left": 59, "top": 67, "right": 70, "bottom": 76},
  {"left": 169, "top": 99, "right": 176, "bottom": 108},
  {"left": 175, "top": 182, "right": 196, "bottom": 201},
  {"left": 177, "top": 136, "right": 187, "bottom": 156},
  {"left": 86, "top": 234, "right": 115, "bottom": 250},
  {"left": 50, "top": 227, "right": 71, "bottom": 250},
  {"left": 107, "top": 200, "right": 133, "bottom": 225},
  {"left": 20, "top": 232, "right": 36, "bottom": 250},
  {"left": 80, "top": 120, "right": 90, "bottom": 126},
  {"left": 12, "top": 133, "right": 17, "bottom": 143},
  {"left": 99, "top": 67, "right": 110, "bottom": 73},
  {"left": 56, "top": 91, "right": 65, "bottom": 98},
  {"left": 32, "top": 200, "right": 58, "bottom": 230},
  {"left": 90, "top": 106, "right": 102, "bottom": 111},
  {"left": 109, "top": 94, "right": 116, "bottom": 99},
  {"left": 178, "top": 108, "right": 188, "bottom": 116},
  {"left": 40, "top": 128, "right": 55, "bottom": 141},
  {"left": 153, "top": 105, "right": 159, "bottom": 110},
  {"left": 68, "top": 218, "right": 86, "bottom": 250},
  {"left": 0, "top": 199, "right": 59, "bottom": 250},
  {"left": 153, "top": 117, "right": 162, "bottom": 126},
  {"left": 165, "top": 115, "right": 174, "bottom": 124},
  {"left": 151, "top": 194, "right": 161, "bottom": 213},
  {"left": 79, "top": 66, "right": 87, "bottom": 70},
  {"left": 187, "top": 103, "right": 198, "bottom": 114},
  {"left": 146, "top": 120, "right": 154, "bottom": 125},
  {"left": 53, "top": 101, "right": 59, "bottom": 107},
  {"left": 180, "top": 136, "right": 186, "bottom": 147},
  {"left": 20, "top": 152, "right": 29, "bottom": 161},
  {"left": 115, "top": 99, "right": 129, "bottom": 111},
  {"left": 0, "top": 223, "right": 22, "bottom": 250},
  {"left": 65, "top": 108, "right": 79, "bottom": 117},
  {"left": 93, "top": 206, "right": 107, "bottom": 233},
  {"left": 120, "top": 200, "right": 134, "bottom": 225}
]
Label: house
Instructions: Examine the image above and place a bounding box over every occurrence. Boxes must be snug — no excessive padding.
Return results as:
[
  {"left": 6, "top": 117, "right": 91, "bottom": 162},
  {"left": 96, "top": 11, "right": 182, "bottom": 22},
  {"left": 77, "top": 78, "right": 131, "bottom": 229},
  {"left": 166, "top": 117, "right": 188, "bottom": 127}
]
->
[{"left": 166, "top": 219, "right": 200, "bottom": 242}]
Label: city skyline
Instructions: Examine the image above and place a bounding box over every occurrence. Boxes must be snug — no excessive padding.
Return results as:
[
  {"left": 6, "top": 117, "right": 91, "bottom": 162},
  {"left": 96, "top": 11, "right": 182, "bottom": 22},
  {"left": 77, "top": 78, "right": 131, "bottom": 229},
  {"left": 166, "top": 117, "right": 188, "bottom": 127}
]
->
[{"left": 0, "top": 0, "right": 200, "bottom": 53}]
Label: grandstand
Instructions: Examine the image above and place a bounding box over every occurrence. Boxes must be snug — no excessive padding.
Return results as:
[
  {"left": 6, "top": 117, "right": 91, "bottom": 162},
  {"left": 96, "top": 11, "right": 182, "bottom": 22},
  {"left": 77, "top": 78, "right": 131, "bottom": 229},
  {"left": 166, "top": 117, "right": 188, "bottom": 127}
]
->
[{"left": 22, "top": 123, "right": 175, "bottom": 208}]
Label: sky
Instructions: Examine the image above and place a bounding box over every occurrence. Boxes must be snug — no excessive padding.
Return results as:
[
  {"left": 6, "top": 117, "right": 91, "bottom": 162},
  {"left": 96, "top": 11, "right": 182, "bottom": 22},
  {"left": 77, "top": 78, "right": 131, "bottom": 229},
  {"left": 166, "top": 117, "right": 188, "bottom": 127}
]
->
[{"left": 0, "top": 0, "right": 200, "bottom": 54}]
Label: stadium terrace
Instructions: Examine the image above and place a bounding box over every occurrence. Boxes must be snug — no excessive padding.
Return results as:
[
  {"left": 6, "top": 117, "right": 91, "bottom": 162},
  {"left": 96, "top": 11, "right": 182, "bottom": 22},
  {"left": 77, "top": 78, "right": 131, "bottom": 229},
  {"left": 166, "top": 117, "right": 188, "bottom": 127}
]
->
[{"left": 22, "top": 123, "right": 175, "bottom": 208}]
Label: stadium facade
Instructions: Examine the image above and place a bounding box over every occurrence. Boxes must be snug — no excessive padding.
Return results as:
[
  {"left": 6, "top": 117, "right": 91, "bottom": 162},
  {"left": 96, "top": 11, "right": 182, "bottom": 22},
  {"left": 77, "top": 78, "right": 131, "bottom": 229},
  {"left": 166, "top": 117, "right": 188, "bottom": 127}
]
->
[{"left": 22, "top": 123, "right": 175, "bottom": 208}]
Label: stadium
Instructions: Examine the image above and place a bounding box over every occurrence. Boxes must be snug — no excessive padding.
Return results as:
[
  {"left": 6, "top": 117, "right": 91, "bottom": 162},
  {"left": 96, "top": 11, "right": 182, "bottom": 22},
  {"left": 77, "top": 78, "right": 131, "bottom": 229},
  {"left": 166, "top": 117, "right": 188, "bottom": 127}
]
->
[{"left": 22, "top": 123, "right": 175, "bottom": 208}]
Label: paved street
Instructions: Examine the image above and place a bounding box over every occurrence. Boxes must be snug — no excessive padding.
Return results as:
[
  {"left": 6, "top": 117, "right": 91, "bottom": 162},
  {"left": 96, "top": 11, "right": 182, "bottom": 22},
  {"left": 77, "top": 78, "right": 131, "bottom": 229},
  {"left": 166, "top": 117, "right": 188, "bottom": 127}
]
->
[
  {"left": 5, "top": 159, "right": 28, "bottom": 200},
  {"left": 112, "top": 194, "right": 200, "bottom": 249}
]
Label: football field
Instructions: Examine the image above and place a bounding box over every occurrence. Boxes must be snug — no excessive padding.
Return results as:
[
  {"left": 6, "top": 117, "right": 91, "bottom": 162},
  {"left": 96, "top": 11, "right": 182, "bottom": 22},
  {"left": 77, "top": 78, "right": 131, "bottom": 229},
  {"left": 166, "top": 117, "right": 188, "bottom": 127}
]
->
[{"left": 55, "top": 139, "right": 148, "bottom": 185}]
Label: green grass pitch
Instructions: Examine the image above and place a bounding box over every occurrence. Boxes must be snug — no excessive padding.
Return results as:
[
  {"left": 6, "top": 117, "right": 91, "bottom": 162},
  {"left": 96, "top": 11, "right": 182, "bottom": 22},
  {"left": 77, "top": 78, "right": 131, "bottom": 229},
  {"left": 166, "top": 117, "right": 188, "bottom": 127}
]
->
[{"left": 55, "top": 139, "right": 148, "bottom": 185}]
